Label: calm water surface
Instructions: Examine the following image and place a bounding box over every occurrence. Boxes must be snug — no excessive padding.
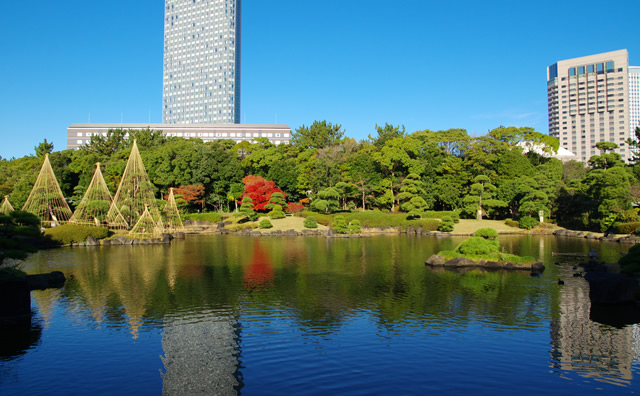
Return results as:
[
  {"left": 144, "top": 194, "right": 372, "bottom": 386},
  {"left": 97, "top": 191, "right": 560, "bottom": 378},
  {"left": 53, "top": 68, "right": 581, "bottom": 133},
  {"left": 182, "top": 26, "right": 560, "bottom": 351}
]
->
[{"left": 1, "top": 234, "right": 640, "bottom": 395}]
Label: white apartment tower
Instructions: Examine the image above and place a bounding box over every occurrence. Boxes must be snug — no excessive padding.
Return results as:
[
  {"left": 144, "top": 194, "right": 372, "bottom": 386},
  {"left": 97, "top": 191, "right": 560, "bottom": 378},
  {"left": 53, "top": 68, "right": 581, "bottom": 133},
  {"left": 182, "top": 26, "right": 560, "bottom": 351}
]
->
[
  {"left": 630, "top": 66, "right": 640, "bottom": 138},
  {"left": 547, "top": 50, "right": 630, "bottom": 163},
  {"left": 163, "top": 0, "right": 241, "bottom": 124}
]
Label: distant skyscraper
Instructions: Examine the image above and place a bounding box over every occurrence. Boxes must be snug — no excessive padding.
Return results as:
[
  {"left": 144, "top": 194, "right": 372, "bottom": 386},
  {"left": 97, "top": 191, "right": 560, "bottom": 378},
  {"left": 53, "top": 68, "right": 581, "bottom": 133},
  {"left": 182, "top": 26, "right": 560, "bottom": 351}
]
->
[
  {"left": 630, "top": 66, "right": 640, "bottom": 138},
  {"left": 547, "top": 49, "right": 632, "bottom": 163},
  {"left": 163, "top": 0, "right": 241, "bottom": 124}
]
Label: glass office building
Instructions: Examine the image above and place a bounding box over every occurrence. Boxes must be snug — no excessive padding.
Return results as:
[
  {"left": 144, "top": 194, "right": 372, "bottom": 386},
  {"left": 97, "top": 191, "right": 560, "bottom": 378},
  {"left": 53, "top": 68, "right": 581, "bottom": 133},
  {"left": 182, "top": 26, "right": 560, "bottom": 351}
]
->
[{"left": 163, "top": 0, "right": 241, "bottom": 124}]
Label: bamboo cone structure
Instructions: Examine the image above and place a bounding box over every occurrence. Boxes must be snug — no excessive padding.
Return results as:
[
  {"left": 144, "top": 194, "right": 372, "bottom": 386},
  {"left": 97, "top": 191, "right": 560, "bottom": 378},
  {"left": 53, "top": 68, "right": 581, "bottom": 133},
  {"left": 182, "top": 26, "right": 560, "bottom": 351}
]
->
[
  {"left": 107, "top": 140, "right": 164, "bottom": 230},
  {"left": 130, "top": 205, "right": 163, "bottom": 237},
  {"left": 70, "top": 162, "right": 127, "bottom": 228},
  {"left": 0, "top": 195, "right": 14, "bottom": 215},
  {"left": 22, "top": 154, "right": 73, "bottom": 226},
  {"left": 163, "top": 188, "right": 184, "bottom": 231}
]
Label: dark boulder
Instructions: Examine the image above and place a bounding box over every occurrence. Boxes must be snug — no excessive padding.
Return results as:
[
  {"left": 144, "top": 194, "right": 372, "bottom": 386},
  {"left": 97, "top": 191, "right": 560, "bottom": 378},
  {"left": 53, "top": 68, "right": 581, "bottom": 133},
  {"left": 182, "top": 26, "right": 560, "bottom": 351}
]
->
[
  {"left": 425, "top": 255, "right": 446, "bottom": 266},
  {"left": 484, "top": 261, "right": 502, "bottom": 269},
  {"left": 86, "top": 235, "right": 99, "bottom": 246},
  {"left": 26, "top": 271, "right": 66, "bottom": 290},
  {"left": 161, "top": 234, "right": 172, "bottom": 244},
  {"left": 0, "top": 275, "right": 31, "bottom": 320},
  {"left": 531, "top": 262, "right": 545, "bottom": 272},
  {"left": 444, "top": 257, "right": 477, "bottom": 268},
  {"left": 584, "top": 272, "right": 639, "bottom": 304}
]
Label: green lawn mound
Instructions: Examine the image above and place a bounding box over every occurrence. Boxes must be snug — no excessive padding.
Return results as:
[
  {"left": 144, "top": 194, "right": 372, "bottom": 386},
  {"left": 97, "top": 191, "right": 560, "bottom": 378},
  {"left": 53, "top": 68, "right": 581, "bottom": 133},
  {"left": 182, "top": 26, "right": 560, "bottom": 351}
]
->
[{"left": 426, "top": 229, "right": 541, "bottom": 271}]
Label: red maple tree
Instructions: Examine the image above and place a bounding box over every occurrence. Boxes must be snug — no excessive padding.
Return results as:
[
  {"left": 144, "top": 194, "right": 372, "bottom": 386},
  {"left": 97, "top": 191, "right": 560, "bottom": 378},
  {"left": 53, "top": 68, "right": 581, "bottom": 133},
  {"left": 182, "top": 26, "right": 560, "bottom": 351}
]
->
[
  {"left": 241, "top": 175, "right": 286, "bottom": 211},
  {"left": 173, "top": 184, "right": 206, "bottom": 207},
  {"left": 286, "top": 202, "right": 304, "bottom": 213}
]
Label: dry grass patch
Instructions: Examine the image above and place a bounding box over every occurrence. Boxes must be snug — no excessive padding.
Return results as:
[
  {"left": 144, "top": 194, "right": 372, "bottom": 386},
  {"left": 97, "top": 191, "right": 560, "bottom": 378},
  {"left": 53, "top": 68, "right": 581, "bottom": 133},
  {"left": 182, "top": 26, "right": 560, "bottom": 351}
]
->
[
  {"left": 254, "top": 216, "right": 328, "bottom": 233},
  {"left": 453, "top": 220, "right": 525, "bottom": 234}
]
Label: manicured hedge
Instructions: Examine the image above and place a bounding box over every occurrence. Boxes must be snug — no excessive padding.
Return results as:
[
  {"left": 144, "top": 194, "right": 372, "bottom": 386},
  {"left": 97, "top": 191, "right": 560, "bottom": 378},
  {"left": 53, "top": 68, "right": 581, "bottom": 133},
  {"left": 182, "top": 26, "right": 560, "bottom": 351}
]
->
[
  {"left": 505, "top": 219, "right": 519, "bottom": 228},
  {"left": 615, "top": 222, "right": 640, "bottom": 234},
  {"left": 298, "top": 210, "right": 439, "bottom": 231},
  {"left": 182, "top": 212, "right": 223, "bottom": 223},
  {"left": 44, "top": 224, "right": 109, "bottom": 245}
]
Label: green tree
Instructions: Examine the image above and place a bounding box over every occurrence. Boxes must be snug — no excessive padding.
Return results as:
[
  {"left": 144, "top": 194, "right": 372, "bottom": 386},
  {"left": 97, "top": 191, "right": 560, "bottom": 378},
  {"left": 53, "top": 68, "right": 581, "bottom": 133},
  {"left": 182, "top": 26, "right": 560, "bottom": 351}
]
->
[
  {"left": 368, "top": 123, "right": 406, "bottom": 148},
  {"left": 462, "top": 175, "right": 507, "bottom": 220},
  {"left": 35, "top": 139, "right": 54, "bottom": 157},
  {"left": 291, "top": 120, "right": 345, "bottom": 149},
  {"left": 588, "top": 141, "right": 624, "bottom": 170},
  {"left": 312, "top": 187, "right": 340, "bottom": 214}
]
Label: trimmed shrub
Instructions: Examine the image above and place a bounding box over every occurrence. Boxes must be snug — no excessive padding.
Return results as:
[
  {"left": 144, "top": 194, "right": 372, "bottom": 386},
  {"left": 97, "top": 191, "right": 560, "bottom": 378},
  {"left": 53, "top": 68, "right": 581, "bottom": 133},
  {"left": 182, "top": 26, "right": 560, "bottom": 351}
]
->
[
  {"left": 474, "top": 228, "right": 498, "bottom": 240},
  {"left": 505, "top": 219, "right": 519, "bottom": 228},
  {"left": 303, "top": 216, "right": 318, "bottom": 229},
  {"left": 620, "top": 244, "right": 640, "bottom": 275},
  {"left": 519, "top": 216, "right": 539, "bottom": 230},
  {"left": 44, "top": 224, "right": 109, "bottom": 245},
  {"left": 183, "top": 212, "right": 223, "bottom": 223},
  {"left": 348, "top": 219, "right": 362, "bottom": 234},
  {"left": 268, "top": 205, "right": 286, "bottom": 219},
  {"left": 455, "top": 237, "right": 500, "bottom": 255},
  {"left": 332, "top": 215, "right": 348, "bottom": 234},
  {"left": 10, "top": 210, "right": 41, "bottom": 227},
  {"left": 615, "top": 222, "right": 640, "bottom": 235},
  {"left": 438, "top": 216, "right": 455, "bottom": 232},
  {"left": 259, "top": 219, "right": 273, "bottom": 229}
]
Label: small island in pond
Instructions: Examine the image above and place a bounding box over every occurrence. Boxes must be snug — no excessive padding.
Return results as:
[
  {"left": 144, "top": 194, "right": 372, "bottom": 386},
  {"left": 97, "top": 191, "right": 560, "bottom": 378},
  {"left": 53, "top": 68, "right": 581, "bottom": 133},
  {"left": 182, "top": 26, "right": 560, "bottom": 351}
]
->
[{"left": 425, "top": 228, "right": 545, "bottom": 272}]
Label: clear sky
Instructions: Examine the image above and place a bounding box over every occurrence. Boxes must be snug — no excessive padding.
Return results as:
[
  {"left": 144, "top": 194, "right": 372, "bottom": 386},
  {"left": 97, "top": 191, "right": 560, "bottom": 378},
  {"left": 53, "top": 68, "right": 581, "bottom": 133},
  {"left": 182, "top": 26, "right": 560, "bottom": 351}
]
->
[{"left": 1, "top": 0, "right": 639, "bottom": 158}]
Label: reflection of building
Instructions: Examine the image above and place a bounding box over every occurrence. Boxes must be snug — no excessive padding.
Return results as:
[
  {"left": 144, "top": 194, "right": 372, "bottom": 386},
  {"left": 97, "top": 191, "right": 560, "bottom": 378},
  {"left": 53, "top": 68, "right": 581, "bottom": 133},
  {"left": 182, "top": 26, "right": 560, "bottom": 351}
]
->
[
  {"left": 161, "top": 315, "right": 242, "bottom": 394},
  {"left": 550, "top": 277, "right": 635, "bottom": 385}
]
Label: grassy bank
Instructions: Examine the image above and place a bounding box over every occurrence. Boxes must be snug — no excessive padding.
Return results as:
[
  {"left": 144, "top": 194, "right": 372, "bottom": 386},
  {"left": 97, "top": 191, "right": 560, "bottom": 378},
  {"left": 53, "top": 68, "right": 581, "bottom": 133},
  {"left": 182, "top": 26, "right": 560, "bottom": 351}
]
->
[{"left": 297, "top": 211, "right": 440, "bottom": 231}]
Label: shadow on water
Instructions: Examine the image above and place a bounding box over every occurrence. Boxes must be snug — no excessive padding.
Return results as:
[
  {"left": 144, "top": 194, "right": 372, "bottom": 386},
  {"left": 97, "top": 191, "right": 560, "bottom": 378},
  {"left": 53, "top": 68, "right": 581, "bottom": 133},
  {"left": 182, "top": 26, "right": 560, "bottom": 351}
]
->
[{"left": 0, "top": 316, "right": 42, "bottom": 361}]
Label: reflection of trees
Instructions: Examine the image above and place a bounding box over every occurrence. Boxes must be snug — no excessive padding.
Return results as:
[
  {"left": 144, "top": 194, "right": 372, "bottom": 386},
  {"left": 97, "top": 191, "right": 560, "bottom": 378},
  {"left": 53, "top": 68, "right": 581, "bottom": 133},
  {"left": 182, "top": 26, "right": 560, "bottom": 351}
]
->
[
  {"left": 549, "top": 276, "right": 636, "bottom": 386},
  {"left": 25, "top": 235, "right": 612, "bottom": 341}
]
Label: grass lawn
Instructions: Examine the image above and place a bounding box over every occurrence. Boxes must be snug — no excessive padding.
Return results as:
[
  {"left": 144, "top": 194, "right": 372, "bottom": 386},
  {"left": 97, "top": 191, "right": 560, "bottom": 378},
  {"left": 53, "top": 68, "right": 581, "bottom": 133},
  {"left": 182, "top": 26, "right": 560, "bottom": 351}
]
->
[
  {"left": 254, "top": 216, "right": 328, "bottom": 233},
  {"left": 453, "top": 219, "right": 524, "bottom": 234}
]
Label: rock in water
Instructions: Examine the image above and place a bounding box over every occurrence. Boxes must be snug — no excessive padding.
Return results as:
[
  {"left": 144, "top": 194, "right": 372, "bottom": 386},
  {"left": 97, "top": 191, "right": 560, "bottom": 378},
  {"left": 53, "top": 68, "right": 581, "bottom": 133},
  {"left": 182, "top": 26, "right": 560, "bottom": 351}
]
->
[{"left": 584, "top": 272, "right": 639, "bottom": 304}]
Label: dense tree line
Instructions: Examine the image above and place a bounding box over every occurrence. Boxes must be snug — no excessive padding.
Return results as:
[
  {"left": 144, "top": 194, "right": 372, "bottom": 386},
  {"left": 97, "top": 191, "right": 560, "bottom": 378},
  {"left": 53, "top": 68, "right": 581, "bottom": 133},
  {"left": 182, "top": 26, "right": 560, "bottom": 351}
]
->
[{"left": 0, "top": 123, "right": 638, "bottom": 232}]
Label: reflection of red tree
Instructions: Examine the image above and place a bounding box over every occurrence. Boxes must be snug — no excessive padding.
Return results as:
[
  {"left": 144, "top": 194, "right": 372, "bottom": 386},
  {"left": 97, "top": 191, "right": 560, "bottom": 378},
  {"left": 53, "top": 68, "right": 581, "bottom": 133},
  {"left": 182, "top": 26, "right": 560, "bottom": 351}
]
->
[{"left": 243, "top": 239, "right": 274, "bottom": 288}]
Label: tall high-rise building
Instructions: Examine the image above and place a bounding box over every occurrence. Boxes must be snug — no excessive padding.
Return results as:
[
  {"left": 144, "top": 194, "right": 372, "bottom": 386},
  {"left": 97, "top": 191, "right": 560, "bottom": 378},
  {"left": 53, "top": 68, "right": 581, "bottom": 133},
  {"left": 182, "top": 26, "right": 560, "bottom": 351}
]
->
[
  {"left": 630, "top": 66, "right": 640, "bottom": 138},
  {"left": 547, "top": 49, "right": 631, "bottom": 163},
  {"left": 163, "top": 0, "right": 241, "bottom": 124}
]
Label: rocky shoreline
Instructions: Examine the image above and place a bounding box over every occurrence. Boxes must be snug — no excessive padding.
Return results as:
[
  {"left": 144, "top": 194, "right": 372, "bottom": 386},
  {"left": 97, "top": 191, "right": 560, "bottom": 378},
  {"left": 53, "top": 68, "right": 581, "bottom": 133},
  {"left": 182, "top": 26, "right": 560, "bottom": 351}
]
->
[
  {"left": 58, "top": 220, "right": 640, "bottom": 246},
  {"left": 424, "top": 254, "right": 546, "bottom": 272}
]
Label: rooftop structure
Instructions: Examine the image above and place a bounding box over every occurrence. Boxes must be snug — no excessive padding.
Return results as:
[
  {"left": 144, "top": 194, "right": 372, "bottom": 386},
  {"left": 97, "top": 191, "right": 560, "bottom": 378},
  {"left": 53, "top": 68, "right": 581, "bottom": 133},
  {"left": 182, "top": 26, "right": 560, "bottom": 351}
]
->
[{"left": 67, "top": 123, "right": 291, "bottom": 150}]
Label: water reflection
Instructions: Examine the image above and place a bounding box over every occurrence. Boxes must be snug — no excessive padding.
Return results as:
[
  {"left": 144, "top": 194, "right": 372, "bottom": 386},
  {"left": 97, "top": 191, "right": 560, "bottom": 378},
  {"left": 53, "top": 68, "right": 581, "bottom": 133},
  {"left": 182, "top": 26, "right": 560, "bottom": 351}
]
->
[
  {"left": 161, "top": 314, "right": 242, "bottom": 395},
  {"left": 550, "top": 275, "right": 638, "bottom": 386},
  {"left": 10, "top": 235, "right": 639, "bottom": 393}
]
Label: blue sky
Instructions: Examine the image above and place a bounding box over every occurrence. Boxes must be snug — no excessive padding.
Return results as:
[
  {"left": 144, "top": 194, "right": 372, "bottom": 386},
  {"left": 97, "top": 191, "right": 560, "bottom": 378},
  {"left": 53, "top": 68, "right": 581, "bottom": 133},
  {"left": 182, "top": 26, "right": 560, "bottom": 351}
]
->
[{"left": 1, "top": 0, "right": 639, "bottom": 158}]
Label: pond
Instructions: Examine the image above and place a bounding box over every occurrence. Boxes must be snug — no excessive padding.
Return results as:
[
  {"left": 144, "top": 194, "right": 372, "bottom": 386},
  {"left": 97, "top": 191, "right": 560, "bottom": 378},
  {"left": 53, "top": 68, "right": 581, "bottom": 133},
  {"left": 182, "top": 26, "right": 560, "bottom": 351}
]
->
[{"left": 1, "top": 234, "right": 640, "bottom": 394}]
